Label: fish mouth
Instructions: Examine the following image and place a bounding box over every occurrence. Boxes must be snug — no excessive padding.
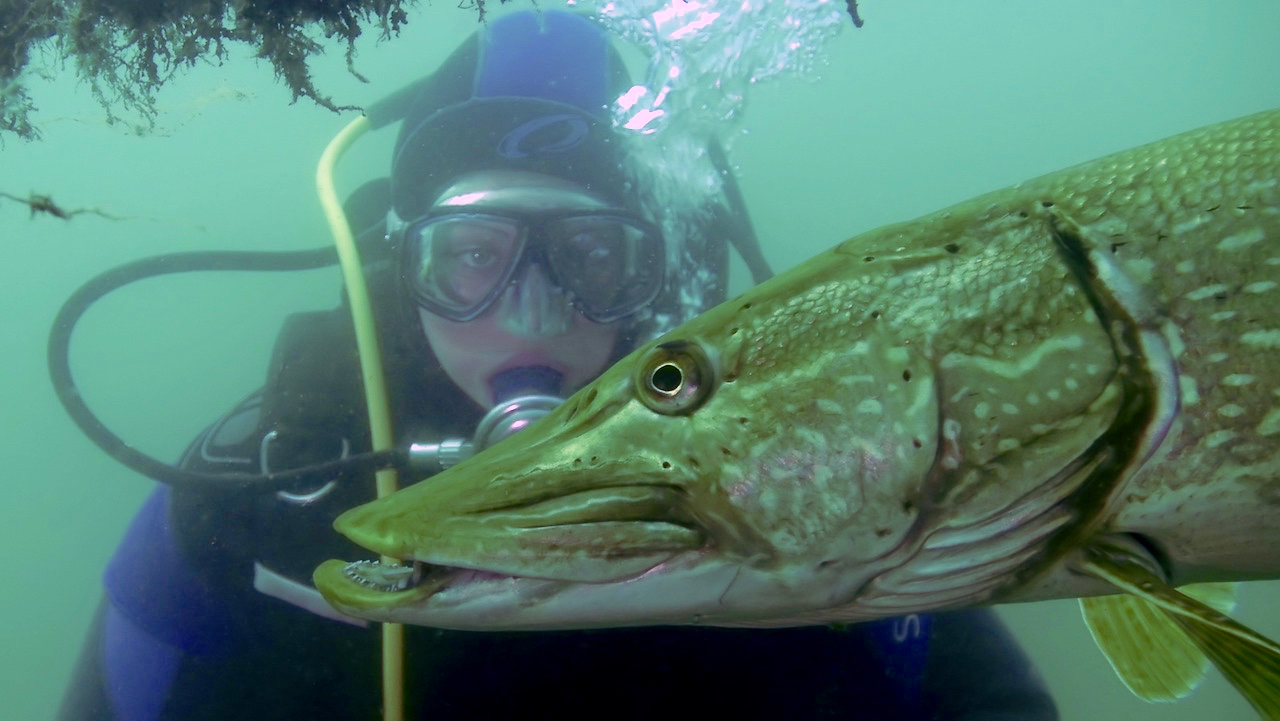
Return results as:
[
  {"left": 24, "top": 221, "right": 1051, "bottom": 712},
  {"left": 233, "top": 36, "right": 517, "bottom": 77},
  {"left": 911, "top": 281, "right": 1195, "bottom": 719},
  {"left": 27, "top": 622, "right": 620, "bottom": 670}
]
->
[
  {"left": 315, "top": 485, "right": 706, "bottom": 614},
  {"left": 315, "top": 558, "right": 509, "bottom": 607},
  {"left": 314, "top": 558, "right": 471, "bottom": 614}
]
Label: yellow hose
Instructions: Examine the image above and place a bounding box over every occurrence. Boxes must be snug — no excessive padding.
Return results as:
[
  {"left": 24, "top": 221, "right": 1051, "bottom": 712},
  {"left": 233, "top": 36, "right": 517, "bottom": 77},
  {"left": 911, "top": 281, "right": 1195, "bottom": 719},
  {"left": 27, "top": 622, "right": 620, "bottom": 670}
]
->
[{"left": 315, "top": 114, "right": 405, "bottom": 721}]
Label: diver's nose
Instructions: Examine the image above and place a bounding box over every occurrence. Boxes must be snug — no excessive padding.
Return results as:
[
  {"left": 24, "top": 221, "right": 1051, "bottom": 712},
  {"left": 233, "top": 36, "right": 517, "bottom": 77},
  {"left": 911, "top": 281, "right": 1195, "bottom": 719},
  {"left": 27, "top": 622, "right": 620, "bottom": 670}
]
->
[{"left": 494, "top": 263, "right": 574, "bottom": 339}]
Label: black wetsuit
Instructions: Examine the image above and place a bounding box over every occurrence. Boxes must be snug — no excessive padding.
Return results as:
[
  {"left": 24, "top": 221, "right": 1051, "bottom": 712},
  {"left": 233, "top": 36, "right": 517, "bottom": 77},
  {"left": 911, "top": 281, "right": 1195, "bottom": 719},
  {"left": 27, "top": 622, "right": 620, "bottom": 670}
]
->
[{"left": 59, "top": 312, "right": 1059, "bottom": 721}]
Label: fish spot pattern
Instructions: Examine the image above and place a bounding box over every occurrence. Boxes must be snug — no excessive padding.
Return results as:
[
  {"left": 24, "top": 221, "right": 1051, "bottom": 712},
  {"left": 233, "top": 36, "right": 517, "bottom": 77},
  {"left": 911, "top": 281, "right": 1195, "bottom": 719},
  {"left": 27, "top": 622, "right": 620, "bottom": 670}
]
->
[
  {"left": 724, "top": 275, "right": 939, "bottom": 560},
  {"left": 1061, "top": 111, "right": 1280, "bottom": 513}
]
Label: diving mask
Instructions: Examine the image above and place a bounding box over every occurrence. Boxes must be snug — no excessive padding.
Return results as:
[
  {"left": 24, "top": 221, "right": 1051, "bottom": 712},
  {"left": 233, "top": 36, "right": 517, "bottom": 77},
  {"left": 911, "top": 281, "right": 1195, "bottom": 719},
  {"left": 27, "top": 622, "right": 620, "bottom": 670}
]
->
[{"left": 396, "top": 207, "right": 665, "bottom": 324}]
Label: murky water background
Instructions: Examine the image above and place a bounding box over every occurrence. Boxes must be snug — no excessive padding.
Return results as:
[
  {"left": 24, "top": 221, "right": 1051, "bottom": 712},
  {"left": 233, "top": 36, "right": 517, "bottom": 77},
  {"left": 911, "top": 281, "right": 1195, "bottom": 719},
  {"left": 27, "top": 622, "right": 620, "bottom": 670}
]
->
[{"left": 3, "top": 1, "right": 1279, "bottom": 718}]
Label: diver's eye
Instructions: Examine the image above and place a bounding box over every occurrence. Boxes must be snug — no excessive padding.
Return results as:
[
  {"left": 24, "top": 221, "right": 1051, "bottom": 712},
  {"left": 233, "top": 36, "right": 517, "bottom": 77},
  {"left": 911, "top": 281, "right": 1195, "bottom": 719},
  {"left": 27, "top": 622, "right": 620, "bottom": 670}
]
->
[
  {"left": 636, "top": 341, "right": 714, "bottom": 414},
  {"left": 457, "top": 246, "right": 498, "bottom": 269}
]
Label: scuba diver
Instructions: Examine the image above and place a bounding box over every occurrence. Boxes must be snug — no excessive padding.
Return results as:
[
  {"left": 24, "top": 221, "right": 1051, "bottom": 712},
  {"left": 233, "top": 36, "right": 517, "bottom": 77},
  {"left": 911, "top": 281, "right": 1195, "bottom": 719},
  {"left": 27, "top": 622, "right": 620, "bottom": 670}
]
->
[{"left": 57, "top": 10, "right": 1058, "bottom": 721}]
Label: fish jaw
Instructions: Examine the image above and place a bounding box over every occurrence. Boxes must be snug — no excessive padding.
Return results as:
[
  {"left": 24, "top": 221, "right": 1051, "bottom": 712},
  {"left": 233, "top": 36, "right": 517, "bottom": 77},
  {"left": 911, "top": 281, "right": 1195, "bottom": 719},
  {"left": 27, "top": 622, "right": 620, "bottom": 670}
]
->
[
  {"left": 314, "top": 552, "right": 876, "bottom": 630},
  {"left": 329, "top": 383, "right": 714, "bottom": 579},
  {"left": 316, "top": 292, "right": 942, "bottom": 628}
]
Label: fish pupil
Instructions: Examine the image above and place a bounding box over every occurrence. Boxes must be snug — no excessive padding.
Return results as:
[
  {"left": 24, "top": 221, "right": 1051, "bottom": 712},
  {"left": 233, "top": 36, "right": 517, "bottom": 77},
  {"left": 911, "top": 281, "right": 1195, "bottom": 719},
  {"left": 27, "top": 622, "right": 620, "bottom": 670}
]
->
[{"left": 651, "top": 362, "right": 684, "bottom": 395}]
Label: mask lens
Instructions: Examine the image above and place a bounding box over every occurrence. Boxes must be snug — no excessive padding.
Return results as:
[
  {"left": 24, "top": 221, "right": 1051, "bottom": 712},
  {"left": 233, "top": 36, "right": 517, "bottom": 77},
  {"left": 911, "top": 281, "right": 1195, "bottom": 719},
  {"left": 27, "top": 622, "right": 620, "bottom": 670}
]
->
[
  {"left": 407, "top": 214, "right": 522, "bottom": 319},
  {"left": 545, "top": 215, "right": 663, "bottom": 322},
  {"left": 403, "top": 210, "right": 663, "bottom": 323}
]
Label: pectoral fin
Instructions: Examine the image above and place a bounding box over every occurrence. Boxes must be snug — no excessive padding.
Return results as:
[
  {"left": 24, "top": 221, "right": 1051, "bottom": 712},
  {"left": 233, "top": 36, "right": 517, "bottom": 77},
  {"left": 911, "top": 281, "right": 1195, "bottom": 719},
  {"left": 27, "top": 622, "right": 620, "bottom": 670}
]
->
[
  {"left": 1076, "top": 541, "right": 1280, "bottom": 719},
  {"left": 1079, "top": 584, "right": 1231, "bottom": 701}
]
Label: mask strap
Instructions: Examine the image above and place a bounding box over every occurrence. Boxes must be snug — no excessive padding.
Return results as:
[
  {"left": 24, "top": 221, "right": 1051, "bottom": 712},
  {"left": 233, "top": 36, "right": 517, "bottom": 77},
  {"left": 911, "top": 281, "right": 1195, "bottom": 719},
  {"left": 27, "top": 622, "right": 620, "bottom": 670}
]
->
[{"left": 709, "top": 140, "right": 773, "bottom": 284}]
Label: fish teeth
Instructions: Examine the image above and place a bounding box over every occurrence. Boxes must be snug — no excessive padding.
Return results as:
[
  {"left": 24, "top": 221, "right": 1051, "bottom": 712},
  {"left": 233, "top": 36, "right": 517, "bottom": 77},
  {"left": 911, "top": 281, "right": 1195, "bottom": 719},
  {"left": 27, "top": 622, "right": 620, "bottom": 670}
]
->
[{"left": 342, "top": 560, "right": 423, "bottom": 592}]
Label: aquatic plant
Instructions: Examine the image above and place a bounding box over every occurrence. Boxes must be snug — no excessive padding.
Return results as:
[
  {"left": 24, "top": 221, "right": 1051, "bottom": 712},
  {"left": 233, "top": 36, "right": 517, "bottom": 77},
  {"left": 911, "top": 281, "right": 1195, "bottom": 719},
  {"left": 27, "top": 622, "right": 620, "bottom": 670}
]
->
[{"left": 0, "top": 0, "right": 507, "bottom": 141}]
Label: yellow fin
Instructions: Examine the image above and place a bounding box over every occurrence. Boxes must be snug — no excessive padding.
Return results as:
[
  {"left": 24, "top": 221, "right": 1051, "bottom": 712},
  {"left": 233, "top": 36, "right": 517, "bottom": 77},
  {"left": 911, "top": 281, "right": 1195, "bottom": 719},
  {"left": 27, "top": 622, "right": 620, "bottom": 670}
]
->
[
  {"left": 1080, "top": 592, "right": 1211, "bottom": 702},
  {"left": 1079, "top": 583, "right": 1235, "bottom": 701},
  {"left": 1078, "top": 543, "right": 1280, "bottom": 719},
  {"left": 1179, "top": 581, "right": 1239, "bottom": 615}
]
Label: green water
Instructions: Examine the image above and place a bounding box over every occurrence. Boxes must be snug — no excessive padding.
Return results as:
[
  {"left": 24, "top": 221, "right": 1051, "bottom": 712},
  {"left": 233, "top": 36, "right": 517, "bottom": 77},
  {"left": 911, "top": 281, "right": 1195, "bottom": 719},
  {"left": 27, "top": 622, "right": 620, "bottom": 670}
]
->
[{"left": 3, "top": 1, "right": 1279, "bottom": 718}]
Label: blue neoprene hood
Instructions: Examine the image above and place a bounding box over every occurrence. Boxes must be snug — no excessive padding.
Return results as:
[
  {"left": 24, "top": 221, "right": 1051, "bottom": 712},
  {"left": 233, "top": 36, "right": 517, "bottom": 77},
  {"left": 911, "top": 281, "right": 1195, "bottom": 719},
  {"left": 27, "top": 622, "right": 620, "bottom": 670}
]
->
[{"left": 391, "top": 11, "right": 633, "bottom": 218}]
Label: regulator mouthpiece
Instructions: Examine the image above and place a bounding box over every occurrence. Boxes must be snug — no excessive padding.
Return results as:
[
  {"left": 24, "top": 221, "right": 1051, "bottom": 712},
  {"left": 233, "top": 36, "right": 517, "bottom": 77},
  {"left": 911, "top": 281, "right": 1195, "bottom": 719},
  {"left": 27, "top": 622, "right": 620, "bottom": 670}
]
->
[
  {"left": 489, "top": 365, "right": 564, "bottom": 401},
  {"left": 407, "top": 368, "right": 564, "bottom": 473}
]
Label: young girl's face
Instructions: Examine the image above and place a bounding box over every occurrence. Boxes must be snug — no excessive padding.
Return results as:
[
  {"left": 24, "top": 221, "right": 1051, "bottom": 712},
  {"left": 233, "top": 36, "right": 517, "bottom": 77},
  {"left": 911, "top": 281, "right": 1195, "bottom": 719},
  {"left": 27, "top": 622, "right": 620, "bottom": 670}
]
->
[{"left": 417, "top": 171, "right": 623, "bottom": 407}]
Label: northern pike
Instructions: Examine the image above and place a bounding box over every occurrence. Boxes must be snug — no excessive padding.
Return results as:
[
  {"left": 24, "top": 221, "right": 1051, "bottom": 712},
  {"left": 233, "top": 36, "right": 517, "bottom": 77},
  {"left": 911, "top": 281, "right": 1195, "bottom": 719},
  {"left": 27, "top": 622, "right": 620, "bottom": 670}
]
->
[{"left": 316, "top": 109, "right": 1280, "bottom": 714}]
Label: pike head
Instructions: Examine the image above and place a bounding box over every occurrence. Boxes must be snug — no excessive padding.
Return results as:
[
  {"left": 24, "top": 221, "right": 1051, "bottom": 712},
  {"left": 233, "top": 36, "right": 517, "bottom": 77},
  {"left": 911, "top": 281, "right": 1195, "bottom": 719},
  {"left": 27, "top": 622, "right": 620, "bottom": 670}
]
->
[{"left": 315, "top": 252, "right": 948, "bottom": 629}]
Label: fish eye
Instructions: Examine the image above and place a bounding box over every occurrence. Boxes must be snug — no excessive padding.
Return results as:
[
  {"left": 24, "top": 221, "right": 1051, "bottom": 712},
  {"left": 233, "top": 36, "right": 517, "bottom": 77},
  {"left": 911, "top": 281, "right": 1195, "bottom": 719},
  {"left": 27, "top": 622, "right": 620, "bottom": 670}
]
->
[{"left": 635, "top": 341, "right": 714, "bottom": 414}]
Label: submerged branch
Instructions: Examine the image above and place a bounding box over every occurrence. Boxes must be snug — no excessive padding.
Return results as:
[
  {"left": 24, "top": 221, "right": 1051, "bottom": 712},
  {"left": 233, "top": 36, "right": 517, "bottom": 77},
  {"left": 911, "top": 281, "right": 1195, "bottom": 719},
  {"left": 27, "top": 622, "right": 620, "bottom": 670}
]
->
[
  {"left": 0, "top": 190, "right": 122, "bottom": 220},
  {"left": 1, "top": 0, "right": 509, "bottom": 142}
]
